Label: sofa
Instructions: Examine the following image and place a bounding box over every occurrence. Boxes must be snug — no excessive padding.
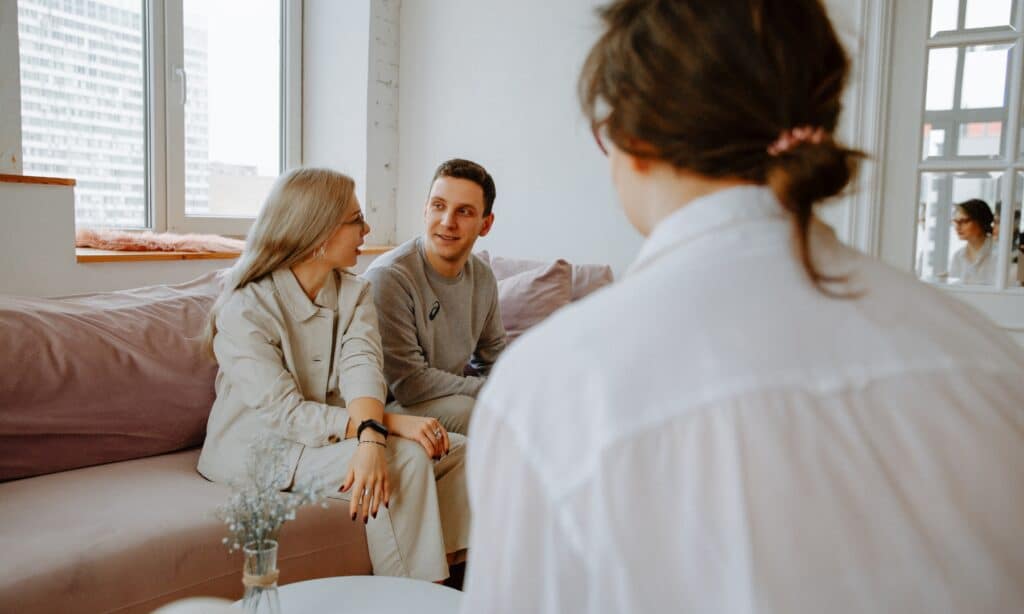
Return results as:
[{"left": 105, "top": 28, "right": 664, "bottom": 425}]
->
[{"left": 0, "top": 254, "right": 613, "bottom": 613}]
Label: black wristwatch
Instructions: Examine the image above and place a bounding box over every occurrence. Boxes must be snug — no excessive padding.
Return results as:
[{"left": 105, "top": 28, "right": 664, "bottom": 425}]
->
[{"left": 357, "top": 418, "right": 389, "bottom": 442}]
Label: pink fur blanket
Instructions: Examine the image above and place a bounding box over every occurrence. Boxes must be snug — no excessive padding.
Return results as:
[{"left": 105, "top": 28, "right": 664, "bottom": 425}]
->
[{"left": 76, "top": 228, "right": 245, "bottom": 253}]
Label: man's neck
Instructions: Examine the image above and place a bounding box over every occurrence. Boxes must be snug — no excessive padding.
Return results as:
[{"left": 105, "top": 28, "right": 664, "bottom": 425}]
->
[{"left": 422, "top": 238, "right": 467, "bottom": 279}]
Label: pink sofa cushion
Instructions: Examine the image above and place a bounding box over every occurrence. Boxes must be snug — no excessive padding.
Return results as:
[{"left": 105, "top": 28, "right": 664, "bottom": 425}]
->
[
  {"left": 0, "top": 271, "right": 224, "bottom": 481},
  {"left": 493, "top": 259, "right": 573, "bottom": 343}
]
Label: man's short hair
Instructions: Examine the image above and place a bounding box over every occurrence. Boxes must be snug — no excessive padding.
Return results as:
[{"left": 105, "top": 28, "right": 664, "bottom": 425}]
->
[{"left": 431, "top": 158, "right": 496, "bottom": 216}]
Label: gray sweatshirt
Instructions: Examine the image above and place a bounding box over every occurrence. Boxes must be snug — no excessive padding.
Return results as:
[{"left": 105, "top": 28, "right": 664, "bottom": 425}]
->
[{"left": 362, "top": 236, "right": 507, "bottom": 406}]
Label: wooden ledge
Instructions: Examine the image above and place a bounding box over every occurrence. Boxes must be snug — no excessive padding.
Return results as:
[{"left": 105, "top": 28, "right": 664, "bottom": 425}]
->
[
  {"left": 76, "top": 248, "right": 240, "bottom": 263},
  {"left": 358, "top": 245, "right": 394, "bottom": 255},
  {"left": 76, "top": 245, "right": 394, "bottom": 263},
  {"left": 0, "top": 173, "right": 76, "bottom": 186}
]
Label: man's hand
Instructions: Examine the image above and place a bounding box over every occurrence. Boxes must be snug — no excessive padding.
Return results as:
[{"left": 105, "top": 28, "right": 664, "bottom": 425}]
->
[{"left": 385, "top": 413, "right": 450, "bottom": 459}]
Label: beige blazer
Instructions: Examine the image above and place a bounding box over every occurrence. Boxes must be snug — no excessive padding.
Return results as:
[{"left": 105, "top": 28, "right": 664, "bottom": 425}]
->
[{"left": 197, "top": 268, "right": 387, "bottom": 486}]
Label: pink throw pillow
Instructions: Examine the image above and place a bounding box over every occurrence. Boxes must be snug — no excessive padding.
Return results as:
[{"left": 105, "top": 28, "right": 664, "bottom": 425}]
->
[
  {"left": 570, "top": 263, "right": 615, "bottom": 301},
  {"left": 477, "top": 251, "right": 614, "bottom": 302},
  {"left": 494, "top": 259, "right": 573, "bottom": 343}
]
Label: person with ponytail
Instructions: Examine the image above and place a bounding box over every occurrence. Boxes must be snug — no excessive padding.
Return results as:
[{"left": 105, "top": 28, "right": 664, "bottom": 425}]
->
[
  {"left": 197, "top": 168, "right": 468, "bottom": 583},
  {"left": 460, "top": 1, "right": 1024, "bottom": 612}
]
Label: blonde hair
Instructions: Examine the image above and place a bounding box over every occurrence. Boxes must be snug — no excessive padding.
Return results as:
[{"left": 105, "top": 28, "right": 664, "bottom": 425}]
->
[{"left": 201, "top": 167, "right": 358, "bottom": 358}]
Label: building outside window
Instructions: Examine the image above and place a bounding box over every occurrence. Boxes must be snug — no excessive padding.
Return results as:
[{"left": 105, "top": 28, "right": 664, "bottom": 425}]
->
[{"left": 16, "top": 0, "right": 299, "bottom": 233}]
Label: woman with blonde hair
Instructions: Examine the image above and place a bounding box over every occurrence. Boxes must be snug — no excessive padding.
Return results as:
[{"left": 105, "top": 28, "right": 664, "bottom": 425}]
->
[{"left": 198, "top": 168, "right": 468, "bottom": 582}]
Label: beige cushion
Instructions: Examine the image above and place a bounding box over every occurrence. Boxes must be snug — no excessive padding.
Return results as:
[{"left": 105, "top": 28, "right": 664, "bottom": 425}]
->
[
  {"left": 0, "top": 272, "right": 224, "bottom": 481},
  {"left": 0, "top": 448, "right": 370, "bottom": 614}
]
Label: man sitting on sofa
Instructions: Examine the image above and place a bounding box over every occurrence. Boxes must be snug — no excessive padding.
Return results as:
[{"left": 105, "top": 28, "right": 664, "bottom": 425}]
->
[{"left": 363, "top": 158, "right": 507, "bottom": 435}]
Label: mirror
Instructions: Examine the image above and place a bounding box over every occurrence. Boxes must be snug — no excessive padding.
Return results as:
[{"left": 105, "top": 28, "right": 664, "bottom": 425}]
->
[{"left": 916, "top": 172, "right": 1003, "bottom": 285}]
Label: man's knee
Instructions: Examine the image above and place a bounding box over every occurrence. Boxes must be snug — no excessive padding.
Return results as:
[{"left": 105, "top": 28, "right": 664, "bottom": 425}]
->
[
  {"left": 407, "top": 394, "right": 476, "bottom": 435},
  {"left": 432, "top": 395, "right": 475, "bottom": 435}
]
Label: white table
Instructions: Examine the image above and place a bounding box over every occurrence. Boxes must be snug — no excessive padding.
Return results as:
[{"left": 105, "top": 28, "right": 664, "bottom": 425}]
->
[{"left": 272, "top": 576, "right": 462, "bottom": 613}]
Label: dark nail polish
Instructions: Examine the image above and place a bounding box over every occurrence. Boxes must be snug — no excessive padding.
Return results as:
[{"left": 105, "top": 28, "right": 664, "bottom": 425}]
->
[
  {"left": 372, "top": 512, "right": 377, "bottom": 519},
  {"left": 364, "top": 516, "right": 368, "bottom": 524},
  {"left": 351, "top": 513, "right": 356, "bottom": 521}
]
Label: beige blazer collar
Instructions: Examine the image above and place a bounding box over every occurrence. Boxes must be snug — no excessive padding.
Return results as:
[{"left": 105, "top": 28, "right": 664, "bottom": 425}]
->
[{"left": 271, "top": 267, "right": 339, "bottom": 322}]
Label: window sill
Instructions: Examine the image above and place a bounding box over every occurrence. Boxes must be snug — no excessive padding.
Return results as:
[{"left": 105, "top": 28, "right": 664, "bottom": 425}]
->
[
  {"left": 76, "top": 248, "right": 240, "bottom": 263},
  {"left": 75, "top": 245, "right": 394, "bottom": 263},
  {"left": 0, "top": 173, "right": 76, "bottom": 186}
]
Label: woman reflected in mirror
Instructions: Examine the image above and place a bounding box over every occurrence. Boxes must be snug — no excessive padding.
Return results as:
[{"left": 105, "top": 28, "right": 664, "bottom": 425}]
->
[{"left": 948, "top": 198, "right": 995, "bottom": 285}]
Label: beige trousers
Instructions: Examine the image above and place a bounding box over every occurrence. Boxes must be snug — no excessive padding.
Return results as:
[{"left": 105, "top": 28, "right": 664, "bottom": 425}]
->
[
  {"left": 292, "top": 433, "right": 469, "bottom": 582},
  {"left": 387, "top": 394, "right": 476, "bottom": 435}
]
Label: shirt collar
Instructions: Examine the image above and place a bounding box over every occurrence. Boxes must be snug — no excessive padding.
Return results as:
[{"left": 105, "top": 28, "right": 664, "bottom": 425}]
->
[
  {"left": 272, "top": 267, "right": 339, "bottom": 322},
  {"left": 971, "top": 237, "right": 994, "bottom": 266},
  {"left": 626, "top": 185, "right": 786, "bottom": 276}
]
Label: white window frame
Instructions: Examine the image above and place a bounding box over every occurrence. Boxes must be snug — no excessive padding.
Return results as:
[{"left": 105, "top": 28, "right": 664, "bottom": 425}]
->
[
  {"left": 156, "top": 0, "right": 302, "bottom": 236},
  {"left": 879, "top": 0, "right": 1024, "bottom": 336}
]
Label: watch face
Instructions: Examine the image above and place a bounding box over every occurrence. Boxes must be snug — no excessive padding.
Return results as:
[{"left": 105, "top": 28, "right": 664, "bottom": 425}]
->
[{"left": 359, "top": 418, "right": 389, "bottom": 439}]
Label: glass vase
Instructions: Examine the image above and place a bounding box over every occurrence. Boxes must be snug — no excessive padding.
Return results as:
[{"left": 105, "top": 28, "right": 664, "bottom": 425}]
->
[{"left": 242, "top": 540, "right": 281, "bottom": 614}]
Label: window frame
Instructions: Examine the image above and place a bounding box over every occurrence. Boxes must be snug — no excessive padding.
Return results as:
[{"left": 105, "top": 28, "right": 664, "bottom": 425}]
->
[{"left": 160, "top": 0, "right": 302, "bottom": 236}]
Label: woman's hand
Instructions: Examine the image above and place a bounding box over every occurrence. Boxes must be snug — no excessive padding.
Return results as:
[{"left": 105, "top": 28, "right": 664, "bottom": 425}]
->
[
  {"left": 385, "top": 413, "right": 450, "bottom": 459},
  {"left": 340, "top": 435, "right": 390, "bottom": 523}
]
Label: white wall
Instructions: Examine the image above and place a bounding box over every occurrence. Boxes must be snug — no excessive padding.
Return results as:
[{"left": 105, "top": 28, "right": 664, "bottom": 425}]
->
[
  {"left": 0, "top": 0, "right": 23, "bottom": 173},
  {"left": 304, "top": 0, "right": 400, "bottom": 247},
  {"left": 303, "top": 0, "right": 370, "bottom": 209},
  {"left": 397, "top": 0, "right": 640, "bottom": 275}
]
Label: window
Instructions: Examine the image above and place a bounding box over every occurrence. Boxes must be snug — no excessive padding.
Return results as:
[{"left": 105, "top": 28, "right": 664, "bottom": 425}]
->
[{"left": 16, "top": 0, "right": 301, "bottom": 234}]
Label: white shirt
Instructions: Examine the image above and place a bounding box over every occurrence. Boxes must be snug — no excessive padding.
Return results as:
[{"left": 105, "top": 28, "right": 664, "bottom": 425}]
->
[
  {"left": 949, "top": 238, "right": 996, "bottom": 285},
  {"left": 462, "top": 186, "right": 1024, "bottom": 614}
]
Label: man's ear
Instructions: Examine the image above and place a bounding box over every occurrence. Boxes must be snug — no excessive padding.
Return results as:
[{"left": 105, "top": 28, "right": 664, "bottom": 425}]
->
[{"left": 478, "top": 213, "right": 495, "bottom": 237}]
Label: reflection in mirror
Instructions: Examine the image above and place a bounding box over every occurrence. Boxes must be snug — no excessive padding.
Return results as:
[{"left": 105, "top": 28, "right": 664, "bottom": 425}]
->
[
  {"left": 957, "top": 121, "right": 1003, "bottom": 157},
  {"left": 961, "top": 45, "right": 1011, "bottom": 110},
  {"left": 964, "top": 0, "right": 1014, "bottom": 31},
  {"left": 922, "top": 123, "right": 948, "bottom": 159},
  {"left": 922, "top": 45, "right": 1012, "bottom": 160},
  {"left": 916, "top": 172, "right": 1002, "bottom": 286},
  {"left": 925, "top": 47, "right": 957, "bottom": 111},
  {"left": 930, "top": 0, "right": 959, "bottom": 37},
  {"left": 1004, "top": 174, "right": 1024, "bottom": 287},
  {"left": 931, "top": 0, "right": 1016, "bottom": 36}
]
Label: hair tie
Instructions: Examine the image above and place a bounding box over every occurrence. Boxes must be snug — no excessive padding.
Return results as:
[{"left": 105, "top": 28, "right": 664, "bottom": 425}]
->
[{"left": 767, "top": 126, "right": 827, "bottom": 156}]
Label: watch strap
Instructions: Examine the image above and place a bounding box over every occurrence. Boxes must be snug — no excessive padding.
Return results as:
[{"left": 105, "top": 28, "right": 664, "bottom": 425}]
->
[{"left": 357, "top": 418, "right": 389, "bottom": 441}]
